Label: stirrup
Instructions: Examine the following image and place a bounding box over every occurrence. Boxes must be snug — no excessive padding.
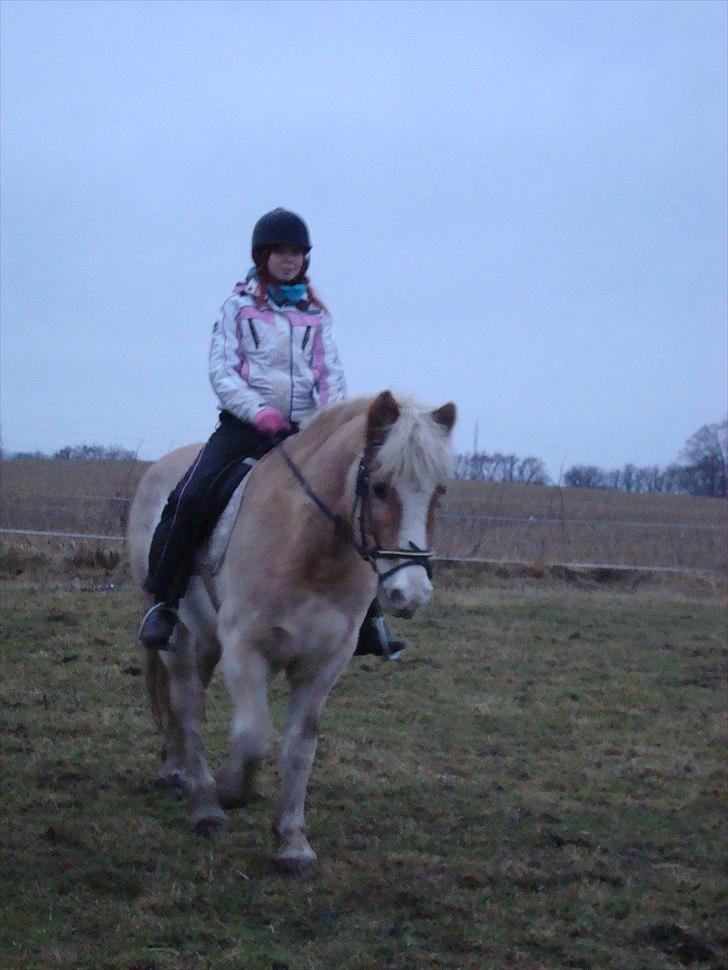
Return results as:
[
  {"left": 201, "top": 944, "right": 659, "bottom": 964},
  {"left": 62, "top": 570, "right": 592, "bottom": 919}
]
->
[
  {"left": 370, "top": 615, "right": 403, "bottom": 660},
  {"left": 139, "top": 603, "right": 179, "bottom": 651}
]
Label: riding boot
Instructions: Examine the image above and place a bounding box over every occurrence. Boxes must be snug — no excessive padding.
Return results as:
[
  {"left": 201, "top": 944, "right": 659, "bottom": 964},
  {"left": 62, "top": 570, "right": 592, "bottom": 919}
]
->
[
  {"left": 355, "top": 599, "right": 406, "bottom": 660},
  {"left": 139, "top": 601, "right": 179, "bottom": 651}
]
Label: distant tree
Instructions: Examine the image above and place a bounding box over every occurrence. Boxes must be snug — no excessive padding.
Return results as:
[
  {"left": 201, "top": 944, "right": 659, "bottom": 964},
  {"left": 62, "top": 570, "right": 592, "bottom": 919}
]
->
[
  {"left": 600, "top": 469, "right": 622, "bottom": 491},
  {"left": 678, "top": 419, "right": 728, "bottom": 497},
  {"left": 7, "top": 450, "right": 48, "bottom": 460},
  {"left": 455, "top": 451, "right": 549, "bottom": 484},
  {"left": 53, "top": 443, "right": 137, "bottom": 461},
  {"left": 621, "top": 463, "right": 636, "bottom": 492},
  {"left": 497, "top": 453, "right": 518, "bottom": 482},
  {"left": 633, "top": 465, "right": 663, "bottom": 493},
  {"left": 563, "top": 465, "right": 605, "bottom": 489},
  {"left": 515, "top": 457, "right": 549, "bottom": 485},
  {"left": 662, "top": 463, "right": 688, "bottom": 494}
]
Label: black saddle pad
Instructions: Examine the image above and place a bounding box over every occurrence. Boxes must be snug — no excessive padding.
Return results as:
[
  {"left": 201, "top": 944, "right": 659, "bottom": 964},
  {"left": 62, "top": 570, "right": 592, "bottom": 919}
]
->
[{"left": 203, "top": 458, "right": 257, "bottom": 530}]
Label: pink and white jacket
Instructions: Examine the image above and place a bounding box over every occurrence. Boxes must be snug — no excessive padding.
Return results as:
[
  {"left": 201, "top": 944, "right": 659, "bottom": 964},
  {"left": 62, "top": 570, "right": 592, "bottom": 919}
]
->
[{"left": 209, "top": 276, "right": 347, "bottom": 425}]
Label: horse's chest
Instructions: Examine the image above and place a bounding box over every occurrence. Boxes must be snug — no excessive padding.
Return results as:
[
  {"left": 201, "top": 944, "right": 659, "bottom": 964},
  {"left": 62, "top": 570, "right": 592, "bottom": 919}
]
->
[{"left": 259, "top": 599, "right": 357, "bottom": 666}]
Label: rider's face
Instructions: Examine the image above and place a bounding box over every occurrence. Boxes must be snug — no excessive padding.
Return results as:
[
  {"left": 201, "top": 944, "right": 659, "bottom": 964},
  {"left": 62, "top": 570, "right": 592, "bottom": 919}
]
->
[{"left": 267, "top": 246, "right": 306, "bottom": 283}]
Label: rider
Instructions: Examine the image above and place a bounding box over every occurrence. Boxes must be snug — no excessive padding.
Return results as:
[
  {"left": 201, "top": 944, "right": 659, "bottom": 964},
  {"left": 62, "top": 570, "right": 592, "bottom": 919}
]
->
[{"left": 139, "top": 208, "right": 404, "bottom": 659}]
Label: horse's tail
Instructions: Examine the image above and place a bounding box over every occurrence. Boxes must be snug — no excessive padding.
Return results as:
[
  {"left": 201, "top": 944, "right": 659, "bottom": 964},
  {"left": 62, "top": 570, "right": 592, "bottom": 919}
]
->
[{"left": 145, "top": 649, "right": 172, "bottom": 731}]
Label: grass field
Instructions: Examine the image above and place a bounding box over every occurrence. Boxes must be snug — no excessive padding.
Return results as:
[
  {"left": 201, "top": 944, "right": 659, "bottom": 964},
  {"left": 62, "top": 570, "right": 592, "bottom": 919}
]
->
[
  {"left": 1, "top": 571, "right": 726, "bottom": 969},
  {"left": 1, "top": 458, "right": 726, "bottom": 572}
]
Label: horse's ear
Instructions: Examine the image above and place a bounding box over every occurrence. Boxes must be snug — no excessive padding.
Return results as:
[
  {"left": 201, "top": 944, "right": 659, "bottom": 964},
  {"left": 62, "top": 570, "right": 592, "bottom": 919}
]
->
[
  {"left": 431, "top": 402, "right": 456, "bottom": 433},
  {"left": 366, "top": 391, "right": 400, "bottom": 446}
]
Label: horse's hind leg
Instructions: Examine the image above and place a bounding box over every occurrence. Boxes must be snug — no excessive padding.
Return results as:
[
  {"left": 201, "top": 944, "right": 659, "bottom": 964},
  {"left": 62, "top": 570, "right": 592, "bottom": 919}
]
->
[
  {"left": 156, "top": 709, "right": 188, "bottom": 794},
  {"left": 164, "top": 624, "right": 227, "bottom": 833},
  {"left": 217, "top": 649, "right": 272, "bottom": 809},
  {"left": 156, "top": 635, "right": 219, "bottom": 794},
  {"left": 145, "top": 644, "right": 187, "bottom": 793}
]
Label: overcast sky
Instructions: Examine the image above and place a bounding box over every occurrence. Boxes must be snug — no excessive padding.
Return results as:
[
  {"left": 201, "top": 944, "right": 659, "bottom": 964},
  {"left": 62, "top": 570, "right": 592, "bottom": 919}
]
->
[{"left": 1, "top": 0, "right": 726, "bottom": 477}]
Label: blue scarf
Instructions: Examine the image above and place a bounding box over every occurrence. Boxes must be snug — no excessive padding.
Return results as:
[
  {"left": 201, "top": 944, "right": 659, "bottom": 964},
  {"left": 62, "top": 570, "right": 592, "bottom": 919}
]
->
[{"left": 267, "top": 282, "right": 307, "bottom": 306}]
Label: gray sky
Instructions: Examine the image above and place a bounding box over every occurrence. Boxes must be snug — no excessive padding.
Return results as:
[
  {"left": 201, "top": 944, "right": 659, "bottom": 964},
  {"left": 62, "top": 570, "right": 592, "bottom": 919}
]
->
[{"left": 1, "top": 0, "right": 726, "bottom": 477}]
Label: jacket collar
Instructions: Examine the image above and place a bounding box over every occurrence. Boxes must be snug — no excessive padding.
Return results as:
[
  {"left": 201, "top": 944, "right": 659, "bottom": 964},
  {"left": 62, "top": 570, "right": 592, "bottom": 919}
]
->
[{"left": 234, "top": 272, "right": 318, "bottom": 313}]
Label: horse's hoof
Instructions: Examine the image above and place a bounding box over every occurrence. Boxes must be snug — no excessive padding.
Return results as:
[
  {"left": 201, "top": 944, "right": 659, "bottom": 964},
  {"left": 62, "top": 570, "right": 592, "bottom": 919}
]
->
[
  {"left": 274, "top": 829, "right": 317, "bottom": 878},
  {"left": 216, "top": 774, "right": 262, "bottom": 809},
  {"left": 215, "top": 766, "right": 261, "bottom": 810},
  {"left": 273, "top": 855, "right": 318, "bottom": 880},
  {"left": 217, "top": 788, "right": 259, "bottom": 810},
  {"left": 193, "top": 816, "right": 229, "bottom": 837},
  {"left": 191, "top": 808, "right": 228, "bottom": 837},
  {"left": 154, "top": 770, "right": 189, "bottom": 795}
]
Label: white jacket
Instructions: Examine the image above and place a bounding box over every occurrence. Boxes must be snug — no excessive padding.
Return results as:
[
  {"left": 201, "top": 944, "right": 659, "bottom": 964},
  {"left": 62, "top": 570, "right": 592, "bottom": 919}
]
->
[{"left": 209, "top": 276, "right": 347, "bottom": 424}]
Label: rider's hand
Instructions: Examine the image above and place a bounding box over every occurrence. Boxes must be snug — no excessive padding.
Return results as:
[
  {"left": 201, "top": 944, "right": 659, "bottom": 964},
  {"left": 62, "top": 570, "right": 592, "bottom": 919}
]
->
[{"left": 253, "top": 407, "right": 293, "bottom": 436}]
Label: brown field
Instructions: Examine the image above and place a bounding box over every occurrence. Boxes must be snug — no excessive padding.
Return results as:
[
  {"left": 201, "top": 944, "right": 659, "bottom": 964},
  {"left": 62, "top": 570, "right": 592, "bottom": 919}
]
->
[{"left": 1, "top": 458, "right": 726, "bottom": 573}]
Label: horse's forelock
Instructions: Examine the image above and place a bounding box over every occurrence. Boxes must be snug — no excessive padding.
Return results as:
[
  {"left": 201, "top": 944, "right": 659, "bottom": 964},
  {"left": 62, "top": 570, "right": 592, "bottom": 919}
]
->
[{"left": 374, "top": 398, "right": 454, "bottom": 489}]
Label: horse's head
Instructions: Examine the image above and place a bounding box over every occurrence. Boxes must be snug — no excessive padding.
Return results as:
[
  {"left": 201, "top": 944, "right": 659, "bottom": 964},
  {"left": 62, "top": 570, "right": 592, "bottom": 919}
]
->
[{"left": 364, "top": 391, "right": 456, "bottom": 618}]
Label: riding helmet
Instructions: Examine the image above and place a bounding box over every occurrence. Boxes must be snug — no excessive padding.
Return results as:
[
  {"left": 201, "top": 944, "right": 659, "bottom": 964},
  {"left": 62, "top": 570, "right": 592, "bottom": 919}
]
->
[{"left": 251, "top": 208, "right": 311, "bottom": 254}]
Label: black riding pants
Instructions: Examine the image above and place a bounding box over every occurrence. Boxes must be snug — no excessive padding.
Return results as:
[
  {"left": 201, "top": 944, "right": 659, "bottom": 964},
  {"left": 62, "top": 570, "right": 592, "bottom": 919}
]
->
[{"left": 143, "top": 411, "right": 289, "bottom": 605}]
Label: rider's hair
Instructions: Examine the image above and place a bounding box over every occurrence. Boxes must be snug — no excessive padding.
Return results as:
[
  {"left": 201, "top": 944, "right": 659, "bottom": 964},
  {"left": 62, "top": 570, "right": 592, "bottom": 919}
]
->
[{"left": 252, "top": 246, "right": 329, "bottom": 313}]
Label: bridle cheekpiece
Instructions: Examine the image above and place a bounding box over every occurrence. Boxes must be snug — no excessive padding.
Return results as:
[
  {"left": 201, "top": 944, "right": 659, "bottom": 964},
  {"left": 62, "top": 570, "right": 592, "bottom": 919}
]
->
[{"left": 278, "top": 443, "right": 433, "bottom": 583}]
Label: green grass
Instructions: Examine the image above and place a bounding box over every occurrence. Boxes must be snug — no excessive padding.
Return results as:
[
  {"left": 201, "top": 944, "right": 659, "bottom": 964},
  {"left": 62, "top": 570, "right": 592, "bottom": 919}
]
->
[{"left": 1, "top": 578, "right": 726, "bottom": 969}]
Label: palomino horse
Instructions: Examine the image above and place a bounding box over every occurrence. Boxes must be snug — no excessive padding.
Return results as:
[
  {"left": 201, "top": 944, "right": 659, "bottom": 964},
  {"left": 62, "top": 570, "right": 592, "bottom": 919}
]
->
[{"left": 127, "top": 392, "right": 456, "bottom": 871}]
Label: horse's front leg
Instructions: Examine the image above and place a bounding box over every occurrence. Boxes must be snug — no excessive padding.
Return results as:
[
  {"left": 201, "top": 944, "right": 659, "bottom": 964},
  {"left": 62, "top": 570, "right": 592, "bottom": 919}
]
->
[
  {"left": 275, "top": 652, "right": 350, "bottom": 874},
  {"left": 217, "top": 648, "right": 272, "bottom": 808}
]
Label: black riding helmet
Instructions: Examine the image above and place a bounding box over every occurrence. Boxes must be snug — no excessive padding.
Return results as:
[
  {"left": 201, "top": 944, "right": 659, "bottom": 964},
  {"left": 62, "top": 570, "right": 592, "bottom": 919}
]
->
[{"left": 251, "top": 208, "right": 311, "bottom": 256}]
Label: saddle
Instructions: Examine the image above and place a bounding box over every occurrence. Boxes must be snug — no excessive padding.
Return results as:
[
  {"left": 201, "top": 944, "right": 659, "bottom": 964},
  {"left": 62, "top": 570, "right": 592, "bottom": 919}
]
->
[{"left": 196, "top": 457, "right": 258, "bottom": 575}]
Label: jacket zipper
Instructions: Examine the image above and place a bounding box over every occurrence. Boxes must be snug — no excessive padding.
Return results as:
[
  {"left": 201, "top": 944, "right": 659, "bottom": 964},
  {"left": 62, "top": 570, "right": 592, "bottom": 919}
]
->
[
  {"left": 248, "top": 320, "right": 259, "bottom": 348},
  {"left": 288, "top": 319, "right": 294, "bottom": 421}
]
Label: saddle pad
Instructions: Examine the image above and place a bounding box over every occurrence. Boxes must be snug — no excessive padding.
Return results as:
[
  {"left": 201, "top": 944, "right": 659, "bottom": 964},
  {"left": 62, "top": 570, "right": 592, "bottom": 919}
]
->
[{"left": 198, "top": 457, "right": 258, "bottom": 575}]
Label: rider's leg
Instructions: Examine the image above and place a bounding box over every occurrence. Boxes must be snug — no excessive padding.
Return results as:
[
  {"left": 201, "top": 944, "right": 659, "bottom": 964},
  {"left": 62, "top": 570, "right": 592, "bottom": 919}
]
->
[
  {"left": 140, "top": 412, "right": 273, "bottom": 649},
  {"left": 354, "top": 598, "right": 406, "bottom": 660}
]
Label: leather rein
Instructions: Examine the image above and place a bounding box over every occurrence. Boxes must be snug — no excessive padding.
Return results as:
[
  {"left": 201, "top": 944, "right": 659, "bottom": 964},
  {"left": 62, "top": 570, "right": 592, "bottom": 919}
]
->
[{"left": 277, "top": 443, "right": 433, "bottom": 583}]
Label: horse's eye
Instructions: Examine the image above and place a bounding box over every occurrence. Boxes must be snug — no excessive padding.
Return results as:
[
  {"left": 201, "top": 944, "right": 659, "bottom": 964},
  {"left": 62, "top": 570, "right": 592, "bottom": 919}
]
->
[{"left": 372, "top": 482, "right": 389, "bottom": 501}]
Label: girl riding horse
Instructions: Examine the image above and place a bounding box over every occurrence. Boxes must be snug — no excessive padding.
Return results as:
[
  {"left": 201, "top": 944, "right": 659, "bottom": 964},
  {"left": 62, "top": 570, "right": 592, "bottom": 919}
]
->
[
  {"left": 139, "top": 208, "right": 402, "bottom": 658},
  {"left": 128, "top": 391, "right": 456, "bottom": 868}
]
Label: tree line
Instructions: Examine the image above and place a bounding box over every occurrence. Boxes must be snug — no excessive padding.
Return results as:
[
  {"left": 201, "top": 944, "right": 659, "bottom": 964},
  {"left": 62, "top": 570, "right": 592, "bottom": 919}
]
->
[
  {"left": 5, "top": 444, "right": 137, "bottom": 461},
  {"left": 5, "top": 419, "right": 727, "bottom": 498},
  {"left": 456, "top": 419, "right": 727, "bottom": 498}
]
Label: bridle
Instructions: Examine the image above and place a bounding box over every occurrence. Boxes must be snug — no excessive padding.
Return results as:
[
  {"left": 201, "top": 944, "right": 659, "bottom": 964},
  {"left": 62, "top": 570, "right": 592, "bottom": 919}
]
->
[{"left": 278, "top": 443, "right": 433, "bottom": 583}]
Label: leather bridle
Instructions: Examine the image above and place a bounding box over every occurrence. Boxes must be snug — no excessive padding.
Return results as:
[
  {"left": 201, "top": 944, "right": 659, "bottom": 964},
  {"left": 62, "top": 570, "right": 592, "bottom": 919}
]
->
[{"left": 278, "top": 443, "right": 433, "bottom": 583}]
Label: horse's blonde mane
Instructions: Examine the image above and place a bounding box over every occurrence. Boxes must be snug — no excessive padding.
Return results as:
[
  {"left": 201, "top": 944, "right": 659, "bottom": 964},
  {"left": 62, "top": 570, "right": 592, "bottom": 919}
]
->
[
  {"left": 374, "top": 396, "right": 454, "bottom": 489},
  {"left": 297, "top": 394, "right": 453, "bottom": 488},
  {"left": 298, "top": 397, "right": 371, "bottom": 442}
]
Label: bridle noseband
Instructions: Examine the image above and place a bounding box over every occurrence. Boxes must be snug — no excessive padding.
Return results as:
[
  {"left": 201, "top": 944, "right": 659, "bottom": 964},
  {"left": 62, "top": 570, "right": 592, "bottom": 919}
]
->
[{"left": 278, "top": 443, "right": 433, "bottom": 582}]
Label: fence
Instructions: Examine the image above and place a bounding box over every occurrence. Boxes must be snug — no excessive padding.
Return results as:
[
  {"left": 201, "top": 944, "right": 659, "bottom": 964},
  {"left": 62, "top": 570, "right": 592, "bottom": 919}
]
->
[{"left": 1, "top": 482, "right": 726, "bottom": 574}]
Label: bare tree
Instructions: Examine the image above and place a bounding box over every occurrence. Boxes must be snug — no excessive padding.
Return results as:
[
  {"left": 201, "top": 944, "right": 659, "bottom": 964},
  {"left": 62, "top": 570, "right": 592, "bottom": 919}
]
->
[
  {"left": 679, "top": 419, "right": 728, "bottom": 497},
  {"left": 516, "top": 457, "right": 549, "bottom": 485},
  {"left": 455, "top": 451, "right": 549, "bottom": 484},
  {"left": 54, "top": 443, "right": 137, "bottom": 461},
  {"left": 563, "top": 465, "right": 604, "bottom": 489}
]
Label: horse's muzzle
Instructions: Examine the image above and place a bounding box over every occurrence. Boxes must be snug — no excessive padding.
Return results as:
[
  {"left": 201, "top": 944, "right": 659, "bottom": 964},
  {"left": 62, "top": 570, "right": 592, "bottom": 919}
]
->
[{"left": 379, "top": 573, "right": 433, "bottom": 618}]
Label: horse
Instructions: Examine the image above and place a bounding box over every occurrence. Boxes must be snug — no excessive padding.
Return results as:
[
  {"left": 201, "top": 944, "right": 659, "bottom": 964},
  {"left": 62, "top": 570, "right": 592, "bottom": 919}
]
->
[{"left": 127, "top": 391, "right": 456, "bottom": 872}]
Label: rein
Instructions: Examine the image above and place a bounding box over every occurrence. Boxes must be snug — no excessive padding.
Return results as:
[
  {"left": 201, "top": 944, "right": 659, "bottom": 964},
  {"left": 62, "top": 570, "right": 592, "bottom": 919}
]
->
[{"left": 277, "top": 444, "right": 433, "bottom": 582}]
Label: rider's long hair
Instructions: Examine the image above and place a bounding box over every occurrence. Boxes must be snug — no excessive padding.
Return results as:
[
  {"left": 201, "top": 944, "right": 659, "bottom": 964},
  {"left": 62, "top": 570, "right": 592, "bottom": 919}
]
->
[{"left": 251, "top": 246, "right": 329, "bottom": 313}]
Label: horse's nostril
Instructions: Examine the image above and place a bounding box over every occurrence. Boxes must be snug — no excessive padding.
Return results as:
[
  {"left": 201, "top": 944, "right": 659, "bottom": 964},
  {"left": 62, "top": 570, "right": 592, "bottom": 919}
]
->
[{"left": 389, "top": 587, "right": 406, "bottom": 607}]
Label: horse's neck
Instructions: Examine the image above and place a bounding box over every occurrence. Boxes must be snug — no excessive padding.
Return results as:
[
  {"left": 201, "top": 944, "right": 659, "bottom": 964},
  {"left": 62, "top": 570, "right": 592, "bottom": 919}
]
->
[{"left": 287, "top": 415, "right": 366, "bottom": 518}]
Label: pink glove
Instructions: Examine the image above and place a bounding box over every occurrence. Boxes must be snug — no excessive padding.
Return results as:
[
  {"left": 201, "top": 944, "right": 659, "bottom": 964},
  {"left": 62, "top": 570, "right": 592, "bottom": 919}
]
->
[{"left": 253, "top": 407, "right": 292, "bottom": 436}]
